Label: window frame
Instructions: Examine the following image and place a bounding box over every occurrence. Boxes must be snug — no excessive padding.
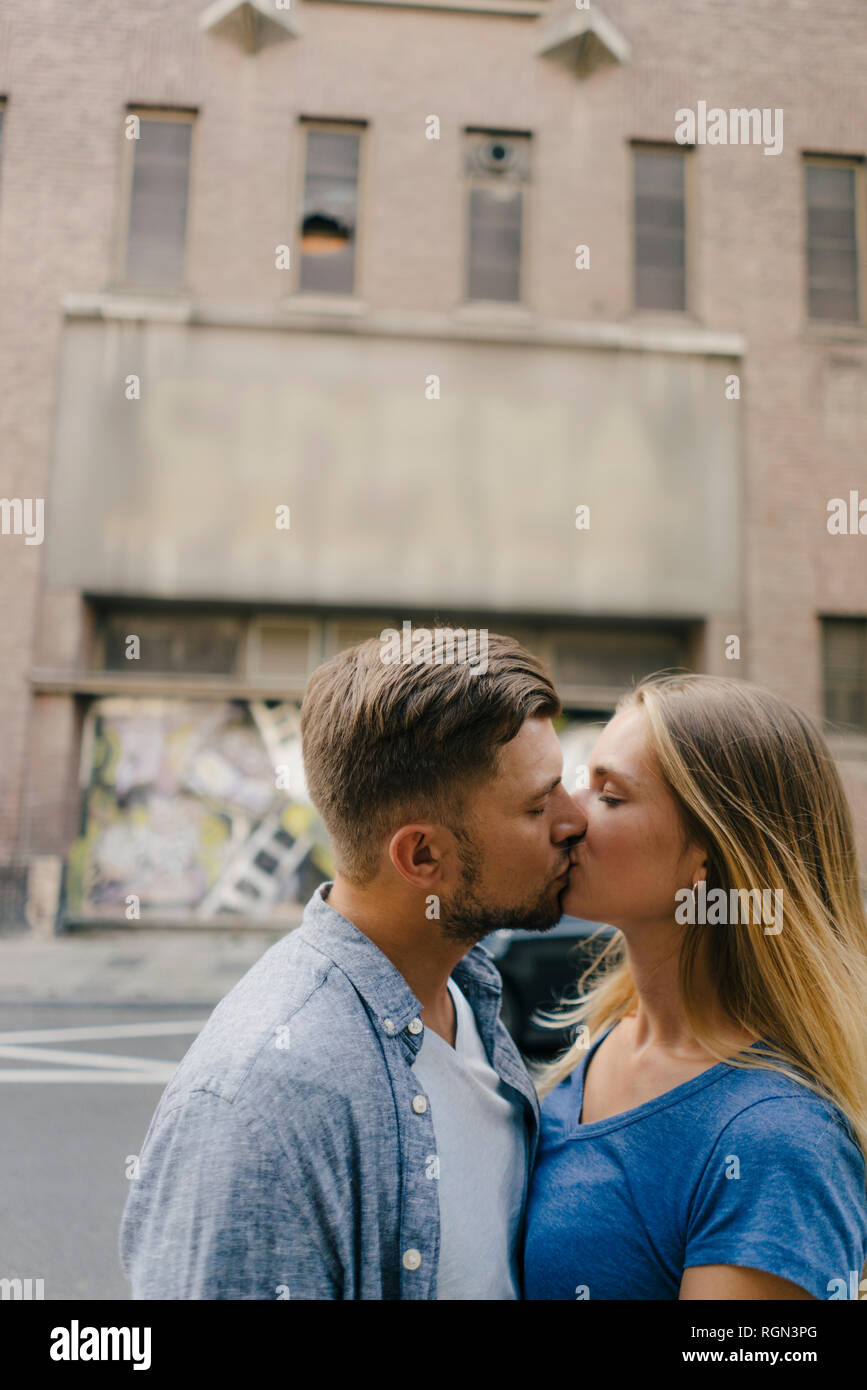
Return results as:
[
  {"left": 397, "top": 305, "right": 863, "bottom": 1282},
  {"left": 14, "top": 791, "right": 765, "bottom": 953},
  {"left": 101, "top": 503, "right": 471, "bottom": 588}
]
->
[
  {"left": 245, "top": 616, "right": 321, "bottom": 680},
  {"left": 463, "top": 127, "right": 532, "bottom": 308},
  {"left": 113, "top": 105, "right": 198, "bottom": 294},
  {"left": 94, "top": 607, "right": 244, "bottom": 677},
  {"left": 822, "top": 615, "right": 867, "bottom": 734},
  {"left": 292, "top": 117, "right": 367, "bottom": 300},
  {"left": 631, "top": 139, "right": 694, "bottom": 316},
  {"left": 0, "top": 97, "right": 7, "bottom": 215},
  {"left": 803, "top": 152, "right": 866, "bottom": 327}
]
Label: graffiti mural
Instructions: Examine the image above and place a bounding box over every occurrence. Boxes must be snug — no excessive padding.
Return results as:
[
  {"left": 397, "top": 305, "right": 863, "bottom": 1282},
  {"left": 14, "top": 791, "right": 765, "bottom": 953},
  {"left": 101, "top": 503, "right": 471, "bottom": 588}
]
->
[
  {"left": 67, "top": 697, "right": 333, "bottom": 921},
  {"left": 67, "top": 697, "right": 602, "bottom": 924}
]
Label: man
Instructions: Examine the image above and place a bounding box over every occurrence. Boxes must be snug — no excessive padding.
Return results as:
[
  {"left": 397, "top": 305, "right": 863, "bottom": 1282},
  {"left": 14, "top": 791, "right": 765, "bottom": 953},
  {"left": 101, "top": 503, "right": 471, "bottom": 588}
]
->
[{"left": 120, "top": 630, "right": 586, "bottom": 1299}]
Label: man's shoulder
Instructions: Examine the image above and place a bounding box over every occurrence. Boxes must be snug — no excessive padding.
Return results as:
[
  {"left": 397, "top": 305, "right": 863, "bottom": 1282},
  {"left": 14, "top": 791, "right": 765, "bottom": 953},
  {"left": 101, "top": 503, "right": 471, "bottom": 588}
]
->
[{"left": 162, "top": 928, "right": 387, "bottom": 1113}]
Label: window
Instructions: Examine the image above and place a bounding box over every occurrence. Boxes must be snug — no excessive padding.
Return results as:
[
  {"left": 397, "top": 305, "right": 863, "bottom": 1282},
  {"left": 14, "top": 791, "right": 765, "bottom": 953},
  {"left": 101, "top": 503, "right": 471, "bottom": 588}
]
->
[
  {"left": 123, "top": 110, "right": 194, "bottom": 288},
  {"left": 465, "top": 129, "right": 530, "bottom": 303},
  {"left": 246, "top": 619, "right": 318, "bottom": 679},
  {"left": 329, "top": 619, "right": 396, "bottom": 654},
  {"left": 299, "top": 123, "right": 362, "bottom": 295},
  {"left": 91, "top": 606, "right": 693, "bottom": 710},
  {"left": 805, "top": 158, "right": 862, "bottom": 323},
  {"left": 633, "top": 145, "right": 688, "bottom": 311},
  {"left": 552, "top": 626, "right": 689, "bottom": 693},
  {"left": 823, "top": 618, "right": 866, "bottom": 732},
  {"left": 100, "top": 611, "right": 242, "bottom": 675}
]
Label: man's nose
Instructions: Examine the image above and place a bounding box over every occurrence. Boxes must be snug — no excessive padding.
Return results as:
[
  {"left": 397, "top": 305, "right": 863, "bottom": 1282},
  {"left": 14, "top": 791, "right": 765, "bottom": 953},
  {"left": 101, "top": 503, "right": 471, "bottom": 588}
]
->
[{"left": 553, "top": 787, "right": 588, "bottom": 842}]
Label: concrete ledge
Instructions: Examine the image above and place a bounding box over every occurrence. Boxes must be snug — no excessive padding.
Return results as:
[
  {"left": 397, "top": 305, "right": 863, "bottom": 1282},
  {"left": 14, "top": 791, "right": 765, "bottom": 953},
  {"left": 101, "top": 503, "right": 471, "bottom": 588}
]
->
[
  {"left": 30, "top": 668, "right": 309, "bottom": 700},
  {"left": 302, "top": 0, "right": 545, "bottom": 14},
  {"left": 61, "top": 912, "right": 304, "bottom": 932},
  {"left": 61, "top": 291, "right": 746, "bottom": 358}
]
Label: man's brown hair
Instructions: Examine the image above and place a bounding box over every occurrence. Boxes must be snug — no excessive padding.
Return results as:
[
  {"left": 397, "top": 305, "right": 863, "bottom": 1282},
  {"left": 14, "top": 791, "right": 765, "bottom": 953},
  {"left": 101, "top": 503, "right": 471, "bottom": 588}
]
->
[{"left": 301, "top": 629, "right": 561, "bottom": 883}]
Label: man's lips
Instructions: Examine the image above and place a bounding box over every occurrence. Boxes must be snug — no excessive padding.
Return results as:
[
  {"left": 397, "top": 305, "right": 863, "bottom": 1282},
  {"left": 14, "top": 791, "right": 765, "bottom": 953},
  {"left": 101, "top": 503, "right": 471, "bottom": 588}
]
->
[
  {"left": 555, "top": 854, "right": 580, "bottom": 882},
  {"left": 555, "top": 846, "right": 583, "bottom": 882}
]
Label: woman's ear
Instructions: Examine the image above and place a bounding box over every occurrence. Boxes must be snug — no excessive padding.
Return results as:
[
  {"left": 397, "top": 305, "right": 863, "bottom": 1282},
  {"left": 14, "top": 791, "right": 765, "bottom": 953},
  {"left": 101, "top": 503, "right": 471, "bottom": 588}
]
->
[{"left": 690, "top": 852, "right": 709, "bottom": 888}]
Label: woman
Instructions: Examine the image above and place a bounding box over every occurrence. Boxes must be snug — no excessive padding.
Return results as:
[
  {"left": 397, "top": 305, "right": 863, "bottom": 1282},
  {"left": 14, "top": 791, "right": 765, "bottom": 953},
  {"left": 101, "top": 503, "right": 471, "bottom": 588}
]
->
[{"left": 523, "top": 673, "right": 867, "bottom": 1301}]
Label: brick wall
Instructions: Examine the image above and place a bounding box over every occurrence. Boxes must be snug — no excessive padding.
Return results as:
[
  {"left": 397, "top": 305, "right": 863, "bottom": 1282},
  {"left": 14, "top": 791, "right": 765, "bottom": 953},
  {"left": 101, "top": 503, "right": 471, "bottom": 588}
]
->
[{"left": 0, "top": 0, "right": 865, "bottom": 874}]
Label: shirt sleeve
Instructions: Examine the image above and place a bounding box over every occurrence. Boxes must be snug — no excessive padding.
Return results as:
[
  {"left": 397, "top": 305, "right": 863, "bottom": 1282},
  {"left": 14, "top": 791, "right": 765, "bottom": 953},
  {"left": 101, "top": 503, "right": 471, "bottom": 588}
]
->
[
  {"left": 119, "top": 1086, "right": 344, "bottom": 1300},
  {"left": 684, "top": 1096, "right": 867, "bottom": 1301}
]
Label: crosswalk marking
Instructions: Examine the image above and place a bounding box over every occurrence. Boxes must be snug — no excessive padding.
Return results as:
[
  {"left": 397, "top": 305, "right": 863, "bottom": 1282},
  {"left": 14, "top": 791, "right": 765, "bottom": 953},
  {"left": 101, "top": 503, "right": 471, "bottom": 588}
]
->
[
  {"left": 0, "top": 1044, "right": 177, "bottom": 1070},
  {"left": 0, "top": 1069, "right": 176, "bottom": 1083},
  {"left": 0, "top": 1019, "right": 208, "bottom": 1083},
  {"left": 0, "top": 1020, "right": 208, "bottom": 1045}
]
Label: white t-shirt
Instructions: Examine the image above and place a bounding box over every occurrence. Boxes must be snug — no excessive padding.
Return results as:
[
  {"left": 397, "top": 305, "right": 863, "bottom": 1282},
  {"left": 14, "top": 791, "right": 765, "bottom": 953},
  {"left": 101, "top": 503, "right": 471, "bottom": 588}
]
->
[{"left": 411, "top": 977, "right": 528, "bottom": 1300}]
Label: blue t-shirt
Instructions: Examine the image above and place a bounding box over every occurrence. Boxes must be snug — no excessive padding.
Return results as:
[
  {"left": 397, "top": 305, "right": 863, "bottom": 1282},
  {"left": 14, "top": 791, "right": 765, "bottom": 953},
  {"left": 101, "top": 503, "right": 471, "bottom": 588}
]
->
[{"left": 524, "top": 1025, "right": 867, "bottom": 1300}]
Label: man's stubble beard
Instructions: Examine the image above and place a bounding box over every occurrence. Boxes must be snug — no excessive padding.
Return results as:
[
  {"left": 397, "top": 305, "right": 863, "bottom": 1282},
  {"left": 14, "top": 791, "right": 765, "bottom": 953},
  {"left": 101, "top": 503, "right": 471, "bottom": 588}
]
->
[{"left": 439, "top": 826, "right": 565, "bottom": 948}]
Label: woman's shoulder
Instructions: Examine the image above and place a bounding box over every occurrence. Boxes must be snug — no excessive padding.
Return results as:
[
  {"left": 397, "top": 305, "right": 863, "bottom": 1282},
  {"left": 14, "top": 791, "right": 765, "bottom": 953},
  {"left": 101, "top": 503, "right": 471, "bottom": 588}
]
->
[
  {"left": 709, "top": 1055, "right": 862, "bottom": 1161},
  {"left": 685, "top": 1063, "right": 867, "bottom": 1304}
]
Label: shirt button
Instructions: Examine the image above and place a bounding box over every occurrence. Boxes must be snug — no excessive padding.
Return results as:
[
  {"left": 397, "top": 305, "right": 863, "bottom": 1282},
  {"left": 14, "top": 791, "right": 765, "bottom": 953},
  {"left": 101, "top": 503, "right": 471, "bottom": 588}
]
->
[
  {"left": 383, "top": 1018, "right": 395, "bottom": 1034},
  {"left": 412, "top": 1094, "right": 428, "bottom": 1114},
  {"left": 407, "top": 1017, "right": 423, "bottom": 1035},
  {"left": 402, "top": 1248, "right": 422, "bottom": 1271}
]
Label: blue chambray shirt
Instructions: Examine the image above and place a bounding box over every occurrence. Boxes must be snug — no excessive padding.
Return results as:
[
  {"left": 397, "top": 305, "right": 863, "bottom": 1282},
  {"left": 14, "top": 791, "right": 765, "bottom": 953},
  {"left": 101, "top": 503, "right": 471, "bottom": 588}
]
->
[{"left": 119, "top": 882, "right": 541, "bottom": 1300}]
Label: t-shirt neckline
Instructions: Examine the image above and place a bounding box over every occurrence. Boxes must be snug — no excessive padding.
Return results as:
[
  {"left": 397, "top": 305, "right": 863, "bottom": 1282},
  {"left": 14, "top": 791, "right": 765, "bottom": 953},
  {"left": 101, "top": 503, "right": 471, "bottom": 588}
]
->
[
  {"left": 419, "top": 977, "right": 468, "bottom": 1057},
  {"left": 569, "top": 1023, "right": 767, "bottom": 1138},
  {"left": 447, "top": 977, "right": 463, "bottom": 1054}
]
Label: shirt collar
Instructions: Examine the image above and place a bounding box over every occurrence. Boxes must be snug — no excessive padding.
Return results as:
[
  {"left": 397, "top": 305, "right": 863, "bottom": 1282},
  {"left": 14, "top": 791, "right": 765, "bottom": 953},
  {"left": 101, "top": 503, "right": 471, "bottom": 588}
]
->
[{"left": 296, "top": 882, "right": 504, "bottom": 1050}]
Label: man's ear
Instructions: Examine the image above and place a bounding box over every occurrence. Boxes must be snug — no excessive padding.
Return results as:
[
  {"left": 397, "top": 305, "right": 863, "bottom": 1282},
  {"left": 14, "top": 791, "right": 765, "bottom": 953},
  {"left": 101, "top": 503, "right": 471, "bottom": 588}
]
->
[{"left": 388, "top": 823, "right": 444, "bottom": 889}]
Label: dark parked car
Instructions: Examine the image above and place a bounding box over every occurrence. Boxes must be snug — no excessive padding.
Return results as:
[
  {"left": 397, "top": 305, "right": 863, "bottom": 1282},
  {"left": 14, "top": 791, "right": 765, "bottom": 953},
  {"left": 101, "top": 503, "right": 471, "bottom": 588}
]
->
[{"left": 483, "top": 916, "right": 615, "bottom": 1056}]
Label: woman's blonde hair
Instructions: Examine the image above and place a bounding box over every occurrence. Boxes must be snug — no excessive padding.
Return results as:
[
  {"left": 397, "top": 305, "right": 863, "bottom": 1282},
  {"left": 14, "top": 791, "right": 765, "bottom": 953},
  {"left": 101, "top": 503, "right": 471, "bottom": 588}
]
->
[{"left": 535, "top": 672, "right": 867, "bottom": 1183}]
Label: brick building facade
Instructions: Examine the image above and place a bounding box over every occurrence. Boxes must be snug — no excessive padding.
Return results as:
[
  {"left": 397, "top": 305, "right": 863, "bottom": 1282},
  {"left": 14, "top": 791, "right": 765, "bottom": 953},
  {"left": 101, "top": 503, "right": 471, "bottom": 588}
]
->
[{"left": 0, "top": 0, "right": 865, "bottom": 927}]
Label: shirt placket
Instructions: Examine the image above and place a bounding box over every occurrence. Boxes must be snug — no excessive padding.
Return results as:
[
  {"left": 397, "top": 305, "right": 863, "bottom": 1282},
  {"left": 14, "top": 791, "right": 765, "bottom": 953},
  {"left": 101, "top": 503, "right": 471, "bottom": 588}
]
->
[{"left": 384, "top": 1021, "right": 442, "bottom": 1300}]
